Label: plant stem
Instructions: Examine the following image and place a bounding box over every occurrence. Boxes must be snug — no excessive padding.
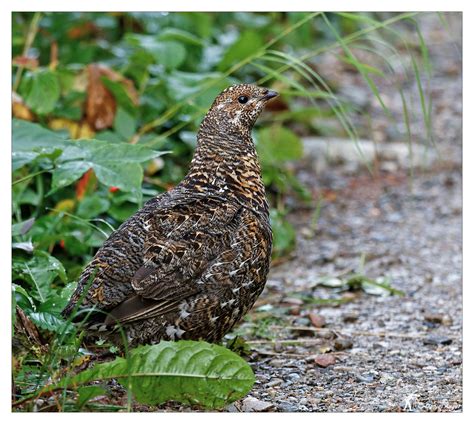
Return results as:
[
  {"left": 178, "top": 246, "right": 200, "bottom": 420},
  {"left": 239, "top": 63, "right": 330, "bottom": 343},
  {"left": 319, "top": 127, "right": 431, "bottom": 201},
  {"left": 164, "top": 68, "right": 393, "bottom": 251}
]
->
[
  {"left": 13, "top": 168, "right": 52, "bottom": 186},
  {"left": 13, "top": 12, "right": 42, "bottom": 93}
]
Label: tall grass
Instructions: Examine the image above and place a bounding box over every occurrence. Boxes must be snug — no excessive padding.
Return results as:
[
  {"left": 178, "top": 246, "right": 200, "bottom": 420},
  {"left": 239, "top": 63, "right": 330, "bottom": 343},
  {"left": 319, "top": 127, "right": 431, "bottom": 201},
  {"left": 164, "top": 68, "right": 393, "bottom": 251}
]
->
[{"left": 136, "top": 11, "right": 435, "bottom": 173}]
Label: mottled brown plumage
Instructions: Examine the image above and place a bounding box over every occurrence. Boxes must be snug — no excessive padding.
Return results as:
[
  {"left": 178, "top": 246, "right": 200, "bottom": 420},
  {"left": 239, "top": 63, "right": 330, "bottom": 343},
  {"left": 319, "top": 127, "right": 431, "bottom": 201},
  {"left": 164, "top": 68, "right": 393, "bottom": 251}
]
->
[{"left": 62, "top": 84, "right": 277, "bottom": 346}]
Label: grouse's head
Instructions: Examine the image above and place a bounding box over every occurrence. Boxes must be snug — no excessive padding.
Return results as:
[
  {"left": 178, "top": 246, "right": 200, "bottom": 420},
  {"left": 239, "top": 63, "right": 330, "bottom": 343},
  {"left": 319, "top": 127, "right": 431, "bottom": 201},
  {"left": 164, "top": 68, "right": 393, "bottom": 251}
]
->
[{"left": 202, "top": 84, "right": 278, "bottom": 135}]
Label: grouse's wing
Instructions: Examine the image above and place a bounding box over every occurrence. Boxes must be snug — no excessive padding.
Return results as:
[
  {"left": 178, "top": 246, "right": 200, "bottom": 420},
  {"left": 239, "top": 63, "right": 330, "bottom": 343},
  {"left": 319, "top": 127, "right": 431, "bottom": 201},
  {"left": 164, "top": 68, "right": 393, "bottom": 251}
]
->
[{"left": 103, "top": 196, "right": 243, "bottom": 325}]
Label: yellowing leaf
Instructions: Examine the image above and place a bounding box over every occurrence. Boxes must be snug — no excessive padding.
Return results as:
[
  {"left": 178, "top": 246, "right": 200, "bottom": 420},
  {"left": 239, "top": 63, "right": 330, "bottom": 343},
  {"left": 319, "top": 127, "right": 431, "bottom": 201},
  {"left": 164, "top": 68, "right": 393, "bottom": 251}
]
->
[
  {"left": 12, "top": 92, "right": 35, "bottom": 121},
  {"left": 50, "top": 199, "right": 76, "bottom": 214},
  {"left": 49, "top": 118, "right": 80, "bottom": 138},
  {"left": 77, "top": 122, "right": 95, "bottom": 139}
]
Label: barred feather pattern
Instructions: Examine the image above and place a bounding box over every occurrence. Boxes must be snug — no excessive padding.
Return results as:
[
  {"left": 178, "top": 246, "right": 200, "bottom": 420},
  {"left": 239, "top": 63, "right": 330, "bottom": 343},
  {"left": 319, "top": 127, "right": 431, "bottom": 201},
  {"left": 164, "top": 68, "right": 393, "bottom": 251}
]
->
[{"left": 62, "top": 84, "right": 276, "bottom": 346}]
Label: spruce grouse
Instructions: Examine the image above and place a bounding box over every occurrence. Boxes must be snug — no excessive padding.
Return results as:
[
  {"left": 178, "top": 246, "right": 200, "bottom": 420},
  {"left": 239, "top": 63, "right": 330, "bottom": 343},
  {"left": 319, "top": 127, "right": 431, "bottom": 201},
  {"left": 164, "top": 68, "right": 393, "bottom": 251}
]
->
[{"left": 62, "top": 84, "right": 277, "bottom": 346}]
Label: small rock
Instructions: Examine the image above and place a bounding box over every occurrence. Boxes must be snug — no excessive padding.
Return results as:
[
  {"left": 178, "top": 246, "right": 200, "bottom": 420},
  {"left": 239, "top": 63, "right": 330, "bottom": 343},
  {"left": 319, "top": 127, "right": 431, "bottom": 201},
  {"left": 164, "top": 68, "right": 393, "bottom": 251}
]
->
[
  {"left": 266, "top": 378, "right": 284, "bottom": 387},
  {"left": 269, "top": 358, "right": 285, "bottom": 367},
  {"left": 241, "top": 396, "right": 275, "bottom": 412},
  {"left": 380, "top": 373, "right": 396, "bottom": 384},
  {"left": 282, "top": 297, "right": 304, "bottom": 306},
  {"left": 289, "top": 306, "right": 301, "bottom": 316},
  {"left": 342, "top": 313, "right": 358, "bottom": 323},
  {"left": 373, "top": 341, "right": 389, "bottom": 349},
  {"left": 334, "top": 338, "right": 354, "bottom": 351},
  {"left": 318, "top": 344, "right": 333, "bottom": 353},
  {"left": 301, "top": 227, "right": 314, "bottom": 239},
  {"left": 356, "top": 373, "right": 375, "bottom": 383},
  {"left": 308, "top": 312, "right": 326, "bottom": 328},
  {"left": 424, "top": 314, "right": 452, "bottom": 325},
  {"left": 423, "top": 335, "right": 453, "bottom": 346},
  {"left": 277, "top": 401, "right": 299, "bottom": 412},
  {"left": 288, "top": 372, "right": 301, "bottom": 380},
  {"left": 314, "top": 354, "right": 336, "bottom": 368},
  {"left": 273, "top": 342, "right": 284, "bottom": 353},
  {"left": 294, "top": 317, "right": 311, "bottom": 326}
]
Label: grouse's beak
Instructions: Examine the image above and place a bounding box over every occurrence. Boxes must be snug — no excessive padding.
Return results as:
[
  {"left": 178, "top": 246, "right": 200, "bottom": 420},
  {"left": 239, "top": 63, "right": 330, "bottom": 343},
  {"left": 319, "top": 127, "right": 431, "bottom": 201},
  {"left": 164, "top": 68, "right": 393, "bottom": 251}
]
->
[{"left": 263, "top": 90, "right": 279, "bottom": 100}]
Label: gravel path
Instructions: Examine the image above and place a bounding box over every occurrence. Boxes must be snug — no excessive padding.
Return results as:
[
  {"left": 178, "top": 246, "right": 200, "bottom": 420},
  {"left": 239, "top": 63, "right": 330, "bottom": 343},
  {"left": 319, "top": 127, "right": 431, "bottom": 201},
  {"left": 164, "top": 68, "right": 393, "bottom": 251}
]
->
[
  {"left": 109, "top": 13, "right": 461, "bottom": 413},
  {"left": 236, "top": 166, "right": 462, "bottom": 412},
  {"left": 230, "top": 13, "right": 462, "bottom": 413}
]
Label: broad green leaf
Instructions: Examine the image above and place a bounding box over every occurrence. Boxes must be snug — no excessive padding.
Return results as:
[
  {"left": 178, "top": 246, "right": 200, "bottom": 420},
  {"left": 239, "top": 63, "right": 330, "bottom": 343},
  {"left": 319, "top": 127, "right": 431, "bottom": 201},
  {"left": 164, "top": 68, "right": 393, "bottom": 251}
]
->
[
  {"left": 128, "top": 35, "right": 187, "bottom": 70},
  {"left": 218, "top": 31, "right": 263, "bottom": 71},
  {"left": 47, "top": 341, "right": 255, "bottom": 408},
  {"left": 166, "top": 71, "right": 233, "bottom": 106},
  {"left": 108, "top": 201, "right": 139, "bottom": 222},
  {"left": 77, "top": 194, "right": 110, "bottom": 219},
  {"left": 101, "top": 78, "right": 137, "bottom": 116},
  {"left": 13, "top": 125, "right": 165, "bottom": 192},
  {"left": 12, "top": 251, "right": 67, "bottom": 303},
  {"left": 87, "top": 142, "right": 160, "bottom": 163},
  {"left": 14, "top": 188, "right": 41, "bottom": 207},
  {"left": 12, "top": 284, "right": 36, "bottom": 313},
  {"left": 256, "top": 125, "right": 303, "bottom": 164},
  {"left": 76, "top": 386, "right": 107, "bottom": 410},
  {"left": 25, "top": 70, "right": 61, "bottom": 115},
  {"left": 12, "top": 151, "right": 40, "bottom": 171},
  {"left": 28, "top": 311, "right": 69, "bottom": 333},
  {"left": 270, "top": 209, "right": 296, "bottom": 258},
  {"left": 51, "top": 161, "right": 90, "bottom": 190},
  {"left": 153, "top": 40, "right": 187, "bottom": 69},
  {"left": 113, "top": 107, "right": 136, "bottom": 140},
  {"left": 12, "top": 119, "right": 67, "bottom": 153},
  {"left": 37, "top": 296, "right": 68, "bottom": 315},
  {"left": 92, "top": 162, "right": 143, "bottom": 192},
  {"left": 36, "top": 282, "right": 77, "bottom": 315}
]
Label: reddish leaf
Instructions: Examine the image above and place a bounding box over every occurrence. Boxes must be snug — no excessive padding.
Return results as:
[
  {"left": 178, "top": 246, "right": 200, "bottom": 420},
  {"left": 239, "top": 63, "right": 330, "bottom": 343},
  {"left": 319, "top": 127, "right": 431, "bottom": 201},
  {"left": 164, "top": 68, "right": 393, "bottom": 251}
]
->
[
  {"left": 75, "top": 169, "right": 95, "bottom": 200},
  {"left": 13, "top": 55, "right": 39, "bottom": 69},
  {"left": 67, "top": 22, "right": 99, "bottom": 39}
]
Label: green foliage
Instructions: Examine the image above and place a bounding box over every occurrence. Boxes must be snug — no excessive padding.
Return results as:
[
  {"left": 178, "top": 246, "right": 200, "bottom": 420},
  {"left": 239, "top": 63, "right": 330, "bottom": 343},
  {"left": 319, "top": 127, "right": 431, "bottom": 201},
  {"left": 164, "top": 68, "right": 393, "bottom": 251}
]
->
[
  {"left": 13, "top": 250, "right": 67, "bottom": 303},
  {"left": 25, "top": 70, "right": 61, "bottom": 115},
  {"left": 257, "top": 125, "right": 303, "bottom": 164},
  {"left": 12, "top": 11, "right": 433, "bottom": 411},
  {"left": 13, "top": 120, "right": 164, "bottom": 194},
  {"left": 270, "top": 209, "right": 296, "bottom": 258},
  {"left": 40, "top": 341, "right": 255, "bottom": 409},
  {"left": 75, "top": 386, "right": 107, "bottom": 410}
]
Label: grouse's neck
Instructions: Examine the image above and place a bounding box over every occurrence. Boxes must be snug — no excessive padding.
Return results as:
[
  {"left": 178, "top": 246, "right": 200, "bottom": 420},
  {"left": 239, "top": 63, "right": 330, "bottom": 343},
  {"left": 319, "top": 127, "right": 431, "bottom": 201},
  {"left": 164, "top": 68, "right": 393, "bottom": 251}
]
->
[{"left": 183, "top": 127, "right": 269, "bottom": 217}]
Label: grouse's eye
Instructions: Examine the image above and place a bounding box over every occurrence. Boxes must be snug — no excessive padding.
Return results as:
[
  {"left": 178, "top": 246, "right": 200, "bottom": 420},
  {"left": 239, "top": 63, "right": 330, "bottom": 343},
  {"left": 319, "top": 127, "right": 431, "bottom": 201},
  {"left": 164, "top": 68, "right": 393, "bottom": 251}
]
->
[{"left": 238, "top": 95, "right": 249, "bottom": 104}]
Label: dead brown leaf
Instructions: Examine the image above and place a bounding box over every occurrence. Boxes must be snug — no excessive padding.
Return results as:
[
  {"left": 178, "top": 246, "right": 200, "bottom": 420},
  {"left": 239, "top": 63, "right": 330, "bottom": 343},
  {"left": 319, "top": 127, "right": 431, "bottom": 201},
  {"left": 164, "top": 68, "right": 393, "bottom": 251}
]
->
[
  {"left": 86, "top": 64, "right": 117, "bottom": 130},
  {"left": 86, "top": 64, "right": 138, "bottom": 131},
  {"left": 14, "top": 307, "right": 44, "bottom": 349}
]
